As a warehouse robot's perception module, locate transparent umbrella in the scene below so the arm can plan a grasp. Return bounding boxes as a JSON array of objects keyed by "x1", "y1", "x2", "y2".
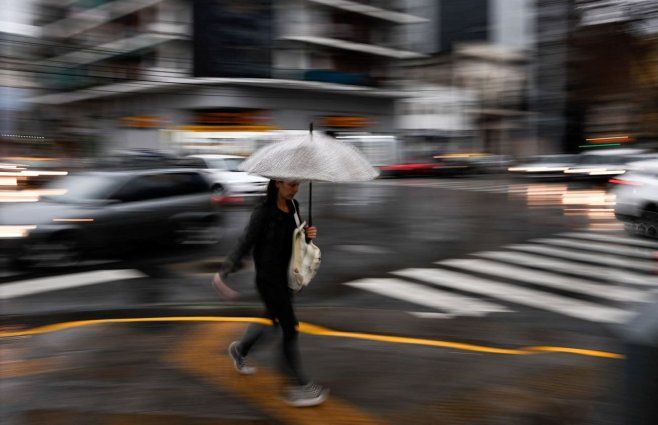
[{"x1": 239, "y1": 125, "x2": 379, "y2": 224}]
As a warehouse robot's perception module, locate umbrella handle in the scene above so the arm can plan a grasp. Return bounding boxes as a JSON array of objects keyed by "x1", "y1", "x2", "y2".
[
  {"x1": 308, "y1": 181, "x2": 312, "y2": 227},
  {"x1": 308, "y1": 121, "x2": 313, "y2": 226}
]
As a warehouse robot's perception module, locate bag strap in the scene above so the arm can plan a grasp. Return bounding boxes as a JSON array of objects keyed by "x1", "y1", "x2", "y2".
[{"x1": 291, "y1": 200, "x2": 301, "y2": 227}]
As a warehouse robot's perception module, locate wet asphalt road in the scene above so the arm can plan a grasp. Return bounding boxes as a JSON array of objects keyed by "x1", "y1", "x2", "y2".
[{"x1": 2, "y1": 176, "x2": 648, "y2": 424}]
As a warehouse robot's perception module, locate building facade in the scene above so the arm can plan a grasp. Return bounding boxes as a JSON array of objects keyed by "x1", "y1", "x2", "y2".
[
  {"x1": 394, "y1": 0, "x2": 533, "y2": 157},
  {"x1": 533, "y1": 0, "x2": 658, "y2": 153},
  {"x1": 26, "y1": 0, "x2": 427, "y2": 156}
]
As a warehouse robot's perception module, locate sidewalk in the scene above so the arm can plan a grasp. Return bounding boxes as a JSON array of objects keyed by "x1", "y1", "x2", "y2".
[{"x1": 1, "y1": 303, "x2": 625, "y2": 425}]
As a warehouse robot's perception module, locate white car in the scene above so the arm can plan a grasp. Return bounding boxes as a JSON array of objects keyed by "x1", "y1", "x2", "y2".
[
  {"x1": 611, "y1": 159, "x2": 658, "y2": 238},
  {"x1": 186, "y1": 155, "x2": 269, "y2": 201},
  {"x1": 508, "y1": 154, "x2": 577, "y2": 178},
  {"x1": 563, "y1": 149, "x2": 648, "y2": 179}
]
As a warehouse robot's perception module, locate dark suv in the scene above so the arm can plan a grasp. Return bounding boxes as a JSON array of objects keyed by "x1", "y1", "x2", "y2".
[{"x1": 1, "y1": 168, "x2": 220, "y2": 267}]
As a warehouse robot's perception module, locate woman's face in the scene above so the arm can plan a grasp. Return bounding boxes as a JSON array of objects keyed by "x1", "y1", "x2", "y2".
[{"x1": 276, "y1": 180, "x2": 300, "y2": 200}]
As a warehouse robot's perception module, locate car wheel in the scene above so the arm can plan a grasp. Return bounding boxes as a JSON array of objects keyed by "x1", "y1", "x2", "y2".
[
  {"x1": 640, "y1": 207, "x2": 658, "y2": 239},
  {"x1": 212, "y1": 184, "x2": 225, "y2": 196},
  {"x1": 624, "y1": 223, "x2": 636, "y2": 236}
]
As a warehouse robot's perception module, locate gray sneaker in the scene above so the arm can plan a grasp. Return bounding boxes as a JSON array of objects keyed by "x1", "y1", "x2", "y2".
[
  {"x1": 228, "y1": 341, "x2": 256, "y2": 375},
  {"x1": 283, "y1": 382, "x2": 329, "y2": 407}
]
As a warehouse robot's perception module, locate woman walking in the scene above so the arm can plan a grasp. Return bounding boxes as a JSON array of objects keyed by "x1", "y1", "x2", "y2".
[{"x1": 212, "y1": 179, "x2": 329, "y2": 407}]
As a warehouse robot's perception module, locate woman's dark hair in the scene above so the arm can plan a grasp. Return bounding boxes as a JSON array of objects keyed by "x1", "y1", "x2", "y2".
[{"x1": 265, "y1": 180, "x2": 278, "y2": 205}]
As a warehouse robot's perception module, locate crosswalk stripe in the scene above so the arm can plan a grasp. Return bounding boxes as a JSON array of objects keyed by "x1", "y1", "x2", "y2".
[
  {"x1": 560, "y1": 232, "x2": 658, "y2": 249},
  {"x1": 0, "y1": 269, "x2": 146, "y2": 299},
  {"x1": 392, "y1": 268, "x2": 634, "y2": 324},
  {"x1": 509, "y1": 244, "x2": 656, "y2": 273},
  {"x1": 344, "y1": 278, "x2": 511, "y2": 317},
  {"x1": 439, "y1": 258, "x2": 650, "y2": 303},
  {"x1": 505, "y1": 244, "x2": 658, "y2": 272},
  {"x1": 533, "y1": 238, "x2": 656, "y2": 259},
  {"x1": 475, "y1": 250, "x2": 658, "y2": 287},
  {"x1": 408, "y1": 311, "x2": 454, "y2": 319}
]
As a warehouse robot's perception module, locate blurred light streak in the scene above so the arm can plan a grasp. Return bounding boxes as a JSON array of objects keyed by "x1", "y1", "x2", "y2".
[
  {"x1": 588, "y1": 223, "x2": 625, "y2": 231},
  {"x1": 52, "y1": 218, "x2": 94, "y2": 222},
  {"x1": 589, "y1": 170, "x2": 626, "y2": 176},
  {"x1": 0, "y1": 193, "x2": 39, "y2": 203},
  {"x1": 520, "y1": 185, "x2": 618, "y2": 226},
  {"x1": 0, "y1": 178, "x2": 18, "y2": 186},
  {"x1": 3, "y1": 157, "x2": 56, "y2": 162},
  {"x1": 0, "y1": 225, "x2": 37, "y2": 238},
  {"x1": 0, "y1": 188, "x2": 68, "y2": 203},
  {"x1": 585, "y1": 136, "x2": 634, "y2": 143},
  {"x1": 19, "y1": 170, "x2": 68, "y2": 177},
  {"x1": 561, "y1": 191, "x2": 614, "y2": 206},
  {"x1": 609, "y1": 178, "x2": 643, "y2": 186}
]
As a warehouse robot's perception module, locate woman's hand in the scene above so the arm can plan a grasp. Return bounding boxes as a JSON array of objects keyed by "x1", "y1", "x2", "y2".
[
  {"x1": 305, "y1": 226, "x2": 317, "y2": 240},
  {"x1": 212, "y1": 273, "x2": 239, "y2": 301}
]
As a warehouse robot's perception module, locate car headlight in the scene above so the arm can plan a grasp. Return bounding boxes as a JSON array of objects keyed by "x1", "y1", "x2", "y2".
[{"x1": 0, "y1": 225, "x2": 37, "y2": 238}]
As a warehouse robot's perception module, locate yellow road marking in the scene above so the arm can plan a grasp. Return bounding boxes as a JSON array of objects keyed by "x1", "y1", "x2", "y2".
[
  {"x1": 299, "y1": 322, "x2": 529, "y2": 355},
  {"x1": 169, "y1": 323, "x2": 389, "y2": 425},
  {"x1": 0, "y1": 316, "x2": 623, "y2": 359},
  {"x1": 523, "y1": 346, "x2": 623, "y2": 360}
]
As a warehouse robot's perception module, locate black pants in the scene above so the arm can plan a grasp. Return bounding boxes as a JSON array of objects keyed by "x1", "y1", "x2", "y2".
[{"x1": 238, "y1": 280, "x2": 307, "y2": 386}]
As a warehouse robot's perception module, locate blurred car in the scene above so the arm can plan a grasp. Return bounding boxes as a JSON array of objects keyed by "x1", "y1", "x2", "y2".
[
  {"x1": 184, "y1": 154, "x2": 269, "y2": 202},
  {"x1": 0, "y1": 169, "x2": 219, "y2": 268},
  {"x1": 379, "y1": 155, "x2": 470, "y2": 178},
  {"x1": 508, "y1": 154, "x2": 577, "y2": 179},
  {"x1": 611, "y1": 159, "x2": 658, "y2": 238},
  {"x1": 434, "y1": 153, "x2": 514, "y2": 174},
  {"x1": 562, "y1": 149, "x2": 648, "y2": 180},
  {"x1": 624, "y1": 153, "x2": 658, "y2": 172},
  {"x1": 459, "y1": 154, "x2": 515, "y2": 174}
]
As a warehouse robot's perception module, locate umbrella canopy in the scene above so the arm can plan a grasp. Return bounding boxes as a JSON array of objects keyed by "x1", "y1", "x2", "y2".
[{"x1": 238, "y1": 131, "x2": 379, "y2": 182}]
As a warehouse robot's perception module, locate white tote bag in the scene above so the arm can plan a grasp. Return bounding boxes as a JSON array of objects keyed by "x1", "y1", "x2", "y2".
[{"x1": 288, "y1": 203, "x2": 321, "y2": 292}]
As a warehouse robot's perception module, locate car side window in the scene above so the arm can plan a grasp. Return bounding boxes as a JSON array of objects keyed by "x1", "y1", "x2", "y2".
[
  {"x1": 111, "y1": 173, "x2": 209, "y2": 202},
  {"x1": 110, "y1": 175, "x2": 169, "y2": 202},
  {"x1": 167, "y1": 172, "x2": 210, "y2": 196},
  {"x1": 211, "y1": 159, "x2": 226, "y2": 170},
  {"x1": 177, "y1": 158, "x2": 206, "y2": 169}
]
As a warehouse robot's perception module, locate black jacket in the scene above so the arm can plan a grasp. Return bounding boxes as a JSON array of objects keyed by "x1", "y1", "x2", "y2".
[{"x1": 221, "y1": 199, "x2": 299, "y2": 285}]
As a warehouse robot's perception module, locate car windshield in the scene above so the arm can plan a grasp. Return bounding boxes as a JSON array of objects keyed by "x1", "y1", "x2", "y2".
[
  {"x1": 207, "y1": 158, "x2": 243, "y2": 171},
  {"x1": 42, "y1": 174, "x2": 121, "y2": 203}
]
